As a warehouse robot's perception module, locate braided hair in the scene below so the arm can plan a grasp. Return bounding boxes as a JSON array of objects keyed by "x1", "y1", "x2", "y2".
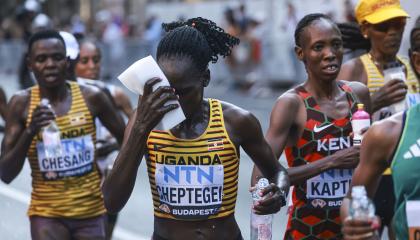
[
  {"x1": 157, "y1": 17, "x2": 239, "y2": 71},
  {"x1": 338, "y1": 22, "x2": 371, "y2": 51},
  {"x1": 294, "y1": 13, "x2": 338, "y2": 48}
]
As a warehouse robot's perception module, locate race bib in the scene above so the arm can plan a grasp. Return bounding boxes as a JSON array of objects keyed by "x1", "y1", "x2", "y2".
[
  {"x1": 36, "y1": 135, "x2": 95, "y2": 180},
  {"x1": 155, "y1": 163, "x2": 224, "y2": 220},
  {"x1": 407, "y1": 201, "x2": 420, "y2": 240},
  {"x1": 306, "y1": 169, "x2": 353, "y2": 209}
]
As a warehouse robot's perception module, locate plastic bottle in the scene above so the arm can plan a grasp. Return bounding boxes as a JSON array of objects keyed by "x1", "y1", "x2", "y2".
[
  {"x1": 250, "y1": 178, "x2": 273, "y2": 240},
  {"x1": 40, "y1": 98, "x2": 62, "y2": 158},
  {"x1": 351, "y1": 103, "x2": 370, "y2": 146},
  {"x1": 383, "y1": 62, "x2": 407, "y2": 113},
  {"x1": 349, "y1": 186, "x2": 375, "y2": 220}
]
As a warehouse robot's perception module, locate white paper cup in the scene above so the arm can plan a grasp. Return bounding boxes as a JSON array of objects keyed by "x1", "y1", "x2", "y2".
[{"x1": 118, "y1": 56, "x2": 186, "y2": 130}]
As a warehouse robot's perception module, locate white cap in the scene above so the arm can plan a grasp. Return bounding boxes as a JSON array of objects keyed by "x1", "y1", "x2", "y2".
[
  {"x1": 59, "y1": 31, "x2": 79, "y2": 60},
  {"x1": 32, "y1": 13, "x2": 53, "y2": 30}
]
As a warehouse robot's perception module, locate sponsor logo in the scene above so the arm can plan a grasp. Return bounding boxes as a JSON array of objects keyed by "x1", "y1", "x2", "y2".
[
  {"x1": 313, "y1": 123, "x2": 334, "y2": 133},
  {"x1": 317, "y1": 136, "x2": 351, "y2": 152},
  {"x1": 155, "y1": 153, "x2": 222, "y2": 165},
  {"x1": 45, "y1": 171, "x2": 58, "y2": 180},
  {"x1": 159, "y1": 204, "x2": 170, "y2": 213},
  {"x1": 311, "y1": 199, "x2": 326, "y2": 208},
  {"x1": 403, "y1": 138, "x2": 420, "y2": 159}
]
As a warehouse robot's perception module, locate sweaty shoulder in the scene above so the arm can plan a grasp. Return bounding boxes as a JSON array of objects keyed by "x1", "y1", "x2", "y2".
[
  {"x1": 221, "y1": 100, "x2": 255, "y2": 126},
  {"x1": 8, "y1": 89, "x2": 31, "y2": 121},
  {"x1": 338, "y1": 57, "x2": 367, "y2": 84},
  {"x1": 275, "y1": 88, "x2": 302, "y2": 109},
  {"x1": 78, "y1": 82, "x2": 107, "y2": 116},
  {"x1": 220, "y1": 100, "x2": 261, "y2": 145},
  {"x1": 340, "y1": 80, "x2": 369, "y2": 97}
]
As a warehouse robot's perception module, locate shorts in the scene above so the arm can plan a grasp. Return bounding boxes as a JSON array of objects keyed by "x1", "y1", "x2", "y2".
[
  {"x1": 373, "y1": 175, "x2": 395, "y2": 228},
  {"x1": 30, "y1": 214, "x2": 106, "y2": 240},
  {"x1": 152, "y1": 232, "x2": 244, "y2": 240}
]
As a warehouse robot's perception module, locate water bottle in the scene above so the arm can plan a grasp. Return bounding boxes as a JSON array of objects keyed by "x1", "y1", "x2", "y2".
[
  {"x1": 349, "y1": 186, "x2": 375, "y2": 220},
  {"x1": 351, "y1": 103, "x2": 370, "y2": 146},
  {"x1": 383, "y1": 62, "x2": 407, "y2": 113},
  {"x1": 250, "y1": 178, "x2": 273, "y2": 240},
  {"x1": 40, "y1": 98, "x2": 62, "y2": 158}
]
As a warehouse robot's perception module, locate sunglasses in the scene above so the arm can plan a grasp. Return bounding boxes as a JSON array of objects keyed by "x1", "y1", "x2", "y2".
[{"x1": 369, "y1": 18, "x2": 406, "y2": 32}]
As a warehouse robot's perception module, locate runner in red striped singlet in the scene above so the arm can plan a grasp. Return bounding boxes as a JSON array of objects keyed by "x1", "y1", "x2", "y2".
[{"x1": 252, "y1": 13, "x2": 371, "y2": 239}]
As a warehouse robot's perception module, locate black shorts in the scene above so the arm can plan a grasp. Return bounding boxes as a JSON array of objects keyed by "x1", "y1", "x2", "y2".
[
  {"x1": 30, "y1": 214, "x2": 106, "y2": 240},
  {"x1": 373, "y1": 175, "x2": 395, "y2": 228}
]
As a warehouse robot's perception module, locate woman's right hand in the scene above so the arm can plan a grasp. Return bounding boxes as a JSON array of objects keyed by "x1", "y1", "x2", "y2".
[
  {"x1": 133, "y1": 78, "x2": 179, "y2": 133},
  {"x1": 328, "y1": 146, "x2": 361, "y2": 169},
  {"x1": 28, "y1": 104, "x2": 55, "y2": 136},
  {"x1": 371, "y1": 79, "x2": 407, "y2": 111},
  {"x1": 342, "y1": 216, "x2": 381, "y2": 240}
]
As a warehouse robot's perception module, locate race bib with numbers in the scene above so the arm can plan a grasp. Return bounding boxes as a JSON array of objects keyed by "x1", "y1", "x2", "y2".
[
  {"x1": 36, "y1": 135, "x2": 95, "y2": 180},
  {"x1": 306, "y1": 169, "x2": 353, "y2": 209},
  {"x1": 155, "y1": 163, "x2": 224, "y2": 220}
]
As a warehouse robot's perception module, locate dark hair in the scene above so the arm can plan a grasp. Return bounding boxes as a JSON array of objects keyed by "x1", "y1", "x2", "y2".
[
  {"x1": 27, "y1": 30, "x2": 65, "y2": 55},
  {"x1": 157, "y1": 17, "x2": 239, "y2": 71},
  {"x1": 410, "y1": 17, "x2": 420, "y2": 52},
  {"x1": 294, "y1": 13, "x2": 338, "y2": 47},
  {"x1": 338, "y1": 22, "x2": 371, "y2": 51}
]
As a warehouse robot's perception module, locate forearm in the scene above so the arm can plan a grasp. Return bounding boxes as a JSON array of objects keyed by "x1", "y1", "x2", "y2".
[
  {"x1": 370, "y1": 93, "x2": 384, "y2": 113},
  {"x1": 340, "y1": 197, "x2": 351, "y2": 222},
  {"x1": 288, "y1": 155, "x2": 333, "y2": 185},
  {"x1": 0, "y1": 128, "x2": 34, "y2": 183},
  {"x1": 102, "y1": 130, "x2": 148, "y2": 213},
  {"x1": 96, "y1": 140, "x2": 119, "y2": 158}
]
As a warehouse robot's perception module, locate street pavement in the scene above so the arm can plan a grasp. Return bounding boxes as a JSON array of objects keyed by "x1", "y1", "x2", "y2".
[{"x1": 0, "y1": 73, "x2": 290, "y2": 240}]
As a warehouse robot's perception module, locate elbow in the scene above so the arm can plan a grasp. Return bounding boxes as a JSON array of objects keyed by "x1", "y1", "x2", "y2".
[
  {"x1": 102, "y1": 186, "x2": 122, "y2": 214},
  {"x1": 103, "y1": 199, "x2": 120, "y2": 214},
  {"x1": 0, "y1": 172, "x2": 13, "y2": 184}
]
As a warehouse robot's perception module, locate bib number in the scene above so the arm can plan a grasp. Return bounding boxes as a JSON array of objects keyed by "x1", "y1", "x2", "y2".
[
  {"x1": 306, "y1": 169, "x2": 353, "y2": 209},
  {"x1": 155, "y1": 163, "x2": 224, "y2": 219},
  {"x1": 36, "y1": 135, "x2": 95, "y2": 180}
]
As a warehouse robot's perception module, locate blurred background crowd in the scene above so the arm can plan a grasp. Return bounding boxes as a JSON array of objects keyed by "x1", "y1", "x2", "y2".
[{"x1": 1, "y1": 0, "x2": 417, "y2": 96}]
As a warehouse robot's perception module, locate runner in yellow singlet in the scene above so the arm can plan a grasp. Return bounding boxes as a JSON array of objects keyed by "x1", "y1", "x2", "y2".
[
  {"x1": 337, "y1": 1, "x2": 420, "y2": 238},
  {"x1": 341, "y1": 22, "x2": 420, "y2": 240},
  {"x1": 0, "y1": 30, "x2": 125, "y2": 240},
  {"x1": 102, "y1": 17, "x2": 289, "y2": 240}
]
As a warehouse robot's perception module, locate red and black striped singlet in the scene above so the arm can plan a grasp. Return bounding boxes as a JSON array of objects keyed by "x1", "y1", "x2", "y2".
[{"x1": 284, "y1": 83, "x2": 358, "y2": 239}]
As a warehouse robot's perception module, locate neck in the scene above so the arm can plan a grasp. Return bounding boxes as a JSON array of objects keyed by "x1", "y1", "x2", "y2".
[
  {"x1": 369, "y1": 49, "x2": 398, "y2": 67},
  {"x1": 39, "y1": 82, "x2": 69, "y2": 103},
  {"x1": 305, "y1": 77, "x2": 339, "y2": 100},
  {"x1": 182, "y1": 100, "x2": 207, "y2": 128}
]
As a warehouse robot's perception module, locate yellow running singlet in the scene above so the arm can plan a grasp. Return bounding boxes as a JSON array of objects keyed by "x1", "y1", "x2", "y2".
[
  {"x1": 146, "y1": 99, "x2": 239, "y2": 220},
  {"x1": 26, "y1": 81, "x2": 105, "y2": 218}
]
